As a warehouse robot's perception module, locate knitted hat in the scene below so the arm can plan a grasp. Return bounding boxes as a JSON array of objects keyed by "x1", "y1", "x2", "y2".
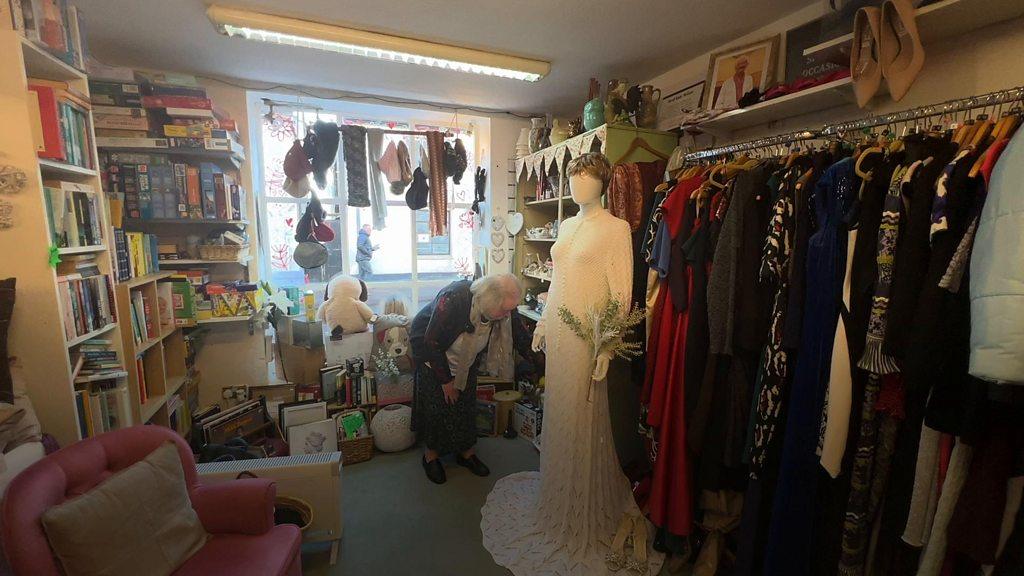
[{"x1": 405, "y1": 167, "x2": 429, "y2": 210}]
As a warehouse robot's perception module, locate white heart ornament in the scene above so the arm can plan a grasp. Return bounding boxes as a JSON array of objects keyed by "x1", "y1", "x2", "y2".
[
  {"x1": 490, "y1": 231, "x2": 505, "y2": 247},
  {"x1": 506, "y1": 212, "x2": 525, "y2": 235}
]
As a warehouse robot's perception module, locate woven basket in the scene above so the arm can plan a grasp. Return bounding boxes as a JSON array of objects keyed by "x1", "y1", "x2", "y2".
[
  {"x1": 199, "y1": 244, "x2": 249, "y2": 261},
  {"x1": 274, "y1": 495, "x2": 313, "y2": 532},
  {"x1": 339, "y1": 434, "x2": 373, "y2": 465}
]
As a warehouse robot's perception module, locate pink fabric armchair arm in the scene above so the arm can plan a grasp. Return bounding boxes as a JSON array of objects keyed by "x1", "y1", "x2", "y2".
[
  {"x1": 1, "y1": 426, "x2": 301, "y2": 576},
  {"x1": 190, "y1": 478, "x2": 276, "y2": 535}
]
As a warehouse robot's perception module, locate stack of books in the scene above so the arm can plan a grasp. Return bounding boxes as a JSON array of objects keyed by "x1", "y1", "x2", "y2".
[
  {"x1": 90, "y1": 73, "x2": 244, "y2": 157},
  {"x1": 127, "y1": 288, "x2": 157, "y2": 346},
  {"x1": 56, "y1": 257, "x2": 115, "y2": 341},
  {"x1": 101, "y1": 152, "x2": 246, "y2": 221},
  {"x1": 43, "y1": 180, "x2": 102, "y2": 248},
  {"x1": 27, "y1": 79, "x2": 94, "y2": 169},
  {"x1": 72, "y1": 339, "x2": 127, "y2": 383},
  {"x1": 75, "y1": 381, "x2": 132, "y2": 439},
  {"x1": 10, "y1": 0, "x2": 88, "y2": 70},
  {"x1": 111, "y1": 229, "x2": 159, "y2": 281}
]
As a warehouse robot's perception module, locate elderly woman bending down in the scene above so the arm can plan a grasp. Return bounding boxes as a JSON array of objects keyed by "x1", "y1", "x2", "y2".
[{"x1": 409, "y1": 273, "x2": 538, "y2": 485}]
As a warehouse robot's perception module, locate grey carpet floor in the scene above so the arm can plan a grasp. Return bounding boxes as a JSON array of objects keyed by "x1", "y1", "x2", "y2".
[{"x1": 302, "y1": 436, "x2": 540, "y2": 576}]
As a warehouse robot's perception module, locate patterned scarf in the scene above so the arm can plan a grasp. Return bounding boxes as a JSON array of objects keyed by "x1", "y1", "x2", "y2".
[
  {"x1": 426, "y1": 131, "x2": 448, "y2": 236},
  {"x1": 857, "y1": 162, "x2": 917, "y2": 375}
]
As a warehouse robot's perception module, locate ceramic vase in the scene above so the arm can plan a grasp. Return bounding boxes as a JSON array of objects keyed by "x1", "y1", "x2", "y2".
[
  {"x1": 583, "y1": 98, "x2": 604, "y2": 131},
  {"x1": 529, "y1": 117, "x2": 547, "y2": 153},
  {"x1": 370, "y1": 404, "x2": 416, "y2": 452},
  {"x1": 549, "y1": 119, "x2": 569, "y2": 145},
  {"x1": 637, "y1": 85, "x2": 662, "y2": 128},
  {"x1": 515, "y1": 128, "x2": 531, "y2": 158}
]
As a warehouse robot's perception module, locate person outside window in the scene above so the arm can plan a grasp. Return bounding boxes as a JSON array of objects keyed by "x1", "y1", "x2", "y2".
[{"x1": 355, "y1": 224, "x2": 379, "y2": 279}]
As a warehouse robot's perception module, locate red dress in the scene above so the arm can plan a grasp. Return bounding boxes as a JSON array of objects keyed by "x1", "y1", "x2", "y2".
[{"x1": 643, "y1": 178, "x2": 702, "y2": 536}]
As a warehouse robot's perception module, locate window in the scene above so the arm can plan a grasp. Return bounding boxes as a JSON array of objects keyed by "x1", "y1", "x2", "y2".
[{"x1": 250, "y1": 95, "x2": 487, "y2": 309}]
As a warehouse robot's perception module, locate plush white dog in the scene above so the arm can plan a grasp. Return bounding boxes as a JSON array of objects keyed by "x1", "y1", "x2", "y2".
[{"x1": 315, "y1": 274, "x2": 374, "y2": 340}]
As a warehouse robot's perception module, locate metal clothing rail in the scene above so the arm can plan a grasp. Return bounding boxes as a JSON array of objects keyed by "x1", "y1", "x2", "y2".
[
  {"x1": 684, "y1": 84, "x2": 1024, "y2": 161},
  {"x1": 684, "y1": 130, "x2": 820, "y2": 160}
]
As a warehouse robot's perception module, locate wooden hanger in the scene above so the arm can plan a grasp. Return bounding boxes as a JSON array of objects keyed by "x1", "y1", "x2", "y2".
[{"x1": 614, "y1": 136, "x2": 669, "y2": 164}]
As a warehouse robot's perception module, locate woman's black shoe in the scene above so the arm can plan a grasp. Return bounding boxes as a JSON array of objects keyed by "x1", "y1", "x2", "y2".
[
  {"x1": 422, "y1": 456, "x2": 446, "y2": 484},
  {"x1": 456, "y1": 454, "x2": 490, "y2": 477}
]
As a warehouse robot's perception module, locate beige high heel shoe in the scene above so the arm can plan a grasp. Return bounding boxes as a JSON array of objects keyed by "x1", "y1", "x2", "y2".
[
  {"x1": 851, "y1": 6, "x2": 883, "y2": 108},
  {"x1": 605, "y1": 514, "x2": 635, "y2": 572},
  {"x1": 626, "y1": 515, "x2": 649, "y2": 575},
  {"x1": 880, "y1": 0, "x2": 925, "y2": 101}
]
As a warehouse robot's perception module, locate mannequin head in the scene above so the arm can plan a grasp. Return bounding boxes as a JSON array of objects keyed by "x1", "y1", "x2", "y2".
[{"x1": 567, "y1": 152, "x2": 611, "y2": 206}]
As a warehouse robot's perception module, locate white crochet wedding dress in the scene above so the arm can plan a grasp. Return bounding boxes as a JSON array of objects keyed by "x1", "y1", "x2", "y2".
[{"x1": 481, "y1": 209, "x2": 663, "y2": 575}]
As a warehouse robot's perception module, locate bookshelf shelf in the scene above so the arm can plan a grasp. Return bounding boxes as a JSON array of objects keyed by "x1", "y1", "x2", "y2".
[
  {"x1": 141, "y1": 394, "x2": 167, "y2": 422},
  {"x1": 517, "y1": 306, "x2": 542, "y2": 323},
  {"x1": 66, "y1": 322, "x2": 118, "y2": 348},
  {"x1": 121, "y1": 271, "x2": 173, "y2": 288},
  {"x1": 136, "y1": 337, "x2": 162, "y2": 354},
  {"x1": 38, "y1": 159, "x2": 98, "y2": 178},
  {"x1": 197, "y1": 316, "x2": 251, "y2": 325},
  {"x1": 158, "y1": 257, "x2": 251, "y2": 266},
  {"x1": 124, "y1": 218, "x2": 249, "y2": 227},
  {"x1": 19, "y1": 37, "x2": 86, "y2": 82},
  {"x1": 523, "y1": 271, "x2": 550, "y2": 282},
  {"x1": 98, "y1": 146, "x2": 244, "y2": 164},
  {"x1": 166, "y1": 375, "x2": 186, "y2": 396},
  {"x1": 58, "y1": 244, "x2": 107, "y2": 255},
  {"x1": 74, "y1": 370, "x2": 129, "y2": 384},
  {"x1": 524, "y1": 237, "x2": 557, "y2": 243},
  {"x1": 525, "y1": 197, "x2": 568, "y2": 207}
]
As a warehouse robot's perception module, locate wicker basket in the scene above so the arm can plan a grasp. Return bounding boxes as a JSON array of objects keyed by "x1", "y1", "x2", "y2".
[
  {"x1": 340, "y1": 434, "x2": 374, "y2": 465},
  {"x1": 198, "y1": 244, "x2": 249, "y2": 261},
  {"x1": 274, "y1": 495, "x2": 313, "y2": 532}
]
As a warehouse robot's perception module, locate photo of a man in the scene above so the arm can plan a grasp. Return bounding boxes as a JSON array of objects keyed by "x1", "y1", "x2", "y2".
[
  {"x1": 714, "y1": 55, "x2": 753, "y2": 110},
  {"x1": 706, "y1": 37, "x2": 779, "y2": 112}
]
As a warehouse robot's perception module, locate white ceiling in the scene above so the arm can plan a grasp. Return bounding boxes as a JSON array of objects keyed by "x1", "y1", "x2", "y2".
[{"x1": 76, "y1": 0, "x2": 815, "y2": 116}]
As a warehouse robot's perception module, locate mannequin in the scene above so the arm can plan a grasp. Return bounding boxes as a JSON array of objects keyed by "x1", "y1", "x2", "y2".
[{"x1": 481, "y1": 153, "x2": 662, "y2": 575}]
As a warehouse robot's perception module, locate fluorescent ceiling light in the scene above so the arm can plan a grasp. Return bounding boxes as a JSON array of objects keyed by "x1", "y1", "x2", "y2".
[{"x1": 207, "y1": 5, "x2": 550, "y2": 82}]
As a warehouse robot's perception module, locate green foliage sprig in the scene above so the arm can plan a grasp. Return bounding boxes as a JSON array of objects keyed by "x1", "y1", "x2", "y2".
[{"x1": 557, "y1": 283, "x2": 645, "y2": 362}]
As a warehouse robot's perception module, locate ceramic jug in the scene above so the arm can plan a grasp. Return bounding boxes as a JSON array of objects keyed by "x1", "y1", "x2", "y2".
[
  {"x1": 549, "y1": 119, "x2": 569, "y2": 145},
  {"x1": 637, "y1": 85, "x2": 662, "y2": 128}
]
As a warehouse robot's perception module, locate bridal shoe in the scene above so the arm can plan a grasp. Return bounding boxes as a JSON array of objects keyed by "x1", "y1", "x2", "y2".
[
  {"x1": 880, "y1": 0, "x2": 925, "y2": 101},
  {"x1": 626, "y1": 514, "x2": 650, "y2": 575},
  {"x1": 851, "y1": 6, "x2": 883, "y2": 108},
  {"x1": 605, "y1": 514, "x2": 635, "y2": 571}
]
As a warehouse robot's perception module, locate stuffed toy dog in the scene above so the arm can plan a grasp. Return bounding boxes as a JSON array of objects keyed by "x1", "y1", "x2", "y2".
[
  {"x1": 316, "y1": 274, "x2": 374, "y2": 341},
  {"x1": 370, "y1": 314, "x2": 412, "y2": 373}
]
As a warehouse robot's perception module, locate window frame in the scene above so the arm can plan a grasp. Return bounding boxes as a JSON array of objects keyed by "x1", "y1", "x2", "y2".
[{"x1": 246, "y1": 92, "x2": 486, "y2": 306}]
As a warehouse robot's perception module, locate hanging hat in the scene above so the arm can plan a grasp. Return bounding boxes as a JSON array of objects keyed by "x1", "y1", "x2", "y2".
[
  {"x1": 294, "y1": 194, "x2": 326, "y2": 242},
  {"x1": 405, "y1": 167, "x2": 429, "y2": 210},
  {"x1": 313, "y1": 221, "x2": 335, "y2": 242},
  {"x1": 283, "y1": 139, "x2": 313, "y2": 180},
  {"x1": 309, "y1": 120, "x2": 340, "y2": 190},
  {"x1": 443, "y1": 140, "x2": 468, "y2": 184},
  {"x1": 282, "y1": 175, "x2": 313, "y2": 199},
  {"x1": 293, "y1": 241, "x2": 328, "y2": 269}
]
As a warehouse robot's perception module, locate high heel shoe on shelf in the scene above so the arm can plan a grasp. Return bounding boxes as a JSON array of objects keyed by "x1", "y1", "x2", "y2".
[
  {"x1": 880, "y1": 0, "x2": 925, "y2": 102},
  {"x1": 851, "y1": 6, "x2": 883, "y2": 108},
  {"x1": 626, "y1": 514, "x2": 650, "y2": 575},
  {"x1": 605, "y1": 514, "x2": 635, "y2": 572}
]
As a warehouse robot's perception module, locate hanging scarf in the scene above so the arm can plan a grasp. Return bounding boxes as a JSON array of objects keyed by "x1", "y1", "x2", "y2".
[
  {"x1": 857, "y1": 162, "x2": 918, "y2": 375},
  {"x1": 426, "y1": 131, "x2": 448, "y2": 236},
  {"x1": 340, "y1": 125, "x2": 370, "y2": 207}
]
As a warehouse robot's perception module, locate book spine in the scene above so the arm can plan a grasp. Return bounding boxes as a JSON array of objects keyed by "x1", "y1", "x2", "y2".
[
  {"x1": 137, "y1": 163, "x2": 151, "y2": 219},
  {"x1": 213, "y1": 173, "x2": 227, "y2": 220},
  {"x1": 142, "y1": 95, "x2": 212, "y2": 110}
]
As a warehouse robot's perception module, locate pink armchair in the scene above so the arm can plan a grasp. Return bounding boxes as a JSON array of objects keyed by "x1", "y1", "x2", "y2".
[{"x1": 1, "y1": 426, "x2": 301, "y2": 576}]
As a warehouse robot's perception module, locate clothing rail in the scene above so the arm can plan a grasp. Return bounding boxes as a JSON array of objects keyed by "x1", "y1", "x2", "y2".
[
  {"x1": 684, "y1": 85, "x2": 1024, "y2": 161},
  {"x1": 260, "y1": 97, "x2": 467, "y2": 136},
  {"x1": 684, "y1": 130, "x2": 820, "y2": 160},
  {"x1": 822, "y1": 85, "x2": 1024, "y2": 135}
]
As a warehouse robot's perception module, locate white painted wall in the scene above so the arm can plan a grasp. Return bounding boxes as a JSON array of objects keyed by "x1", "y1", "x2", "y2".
[{"x1": 643, "y1": 5, "x2": 1024, "y2": 147}]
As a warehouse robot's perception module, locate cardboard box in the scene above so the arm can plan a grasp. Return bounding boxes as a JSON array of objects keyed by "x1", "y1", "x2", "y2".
[
  {"x1": 275, "y1": 340, "x2": 326, "y2": 386},
  {"x1": 514, "y1": 400, "x2": 543, "y2": 442}
]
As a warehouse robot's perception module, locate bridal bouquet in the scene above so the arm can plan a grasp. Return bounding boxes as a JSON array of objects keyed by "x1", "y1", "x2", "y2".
[{"x1": 558, "y1": 284, "x2": 644, "y2": 397}]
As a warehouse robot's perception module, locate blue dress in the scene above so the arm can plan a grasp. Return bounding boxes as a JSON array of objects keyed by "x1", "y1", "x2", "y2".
[{"x1": 763, "y1": 157, "x2": 856, "y2": 576}]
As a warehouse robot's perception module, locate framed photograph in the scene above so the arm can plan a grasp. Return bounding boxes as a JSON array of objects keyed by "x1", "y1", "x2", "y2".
[
  {"x1": 657, "y1": 80, "x2": 706, "y2": 130},
  {"x1": 288, "y1": 418, "x2": 339, "y2": 455},
  {"x1": 704, "y1": 36, "x2": 781, "y2": 111},
  {"x1": 785, "y1": 16, "x2": 851, "y2": 84},
  {"x1": 278, "y1": 399, "x2": 327, "y2": 431}
]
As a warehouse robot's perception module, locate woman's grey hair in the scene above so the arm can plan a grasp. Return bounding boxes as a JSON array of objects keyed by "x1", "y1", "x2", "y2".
[{"x1": 471, "y1": 273, "x2": 523, "y2": 315}]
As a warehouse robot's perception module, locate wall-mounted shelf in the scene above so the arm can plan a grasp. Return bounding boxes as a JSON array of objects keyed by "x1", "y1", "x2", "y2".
[
  {"x1": 121, "y1": 271, "x2": 173, "y2": 288},
  {"x1": 158, "y1": 257, "x2": 251, "y2": 266},
  {"x1": 124, "y1": 218, "x2": 249, "y2": 227},
  {"x1": 197, "y1": 316, "x2": 251, "y2": 325},
  {"x1": 691, "y1": 0, "x2": 1024, "y2": 136},
  {"x1": 525, "y1": 197, "x2": 567, "y2": 207},
  {"x1": 524, "y1": 238, "x2": 557, "y2": 243},
  {"x1": 523, "y1": 272, "x2": 551, "y2": 282}
]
